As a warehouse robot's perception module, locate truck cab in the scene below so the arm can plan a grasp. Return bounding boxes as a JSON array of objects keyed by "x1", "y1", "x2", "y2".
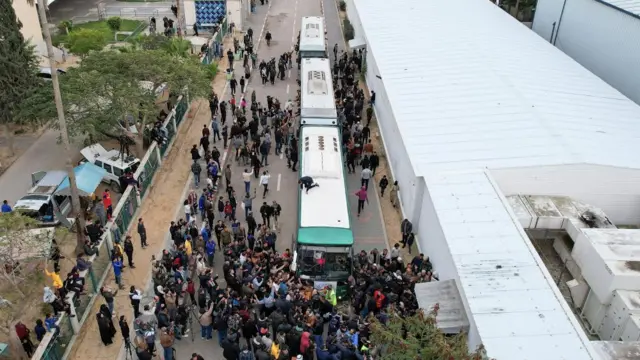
[
  {"x1": 13, "y1": 171, "x2": 72, "y2": 226},
  {"x1": 80, "y1": 144, "x2": 141, "y2": 189}
]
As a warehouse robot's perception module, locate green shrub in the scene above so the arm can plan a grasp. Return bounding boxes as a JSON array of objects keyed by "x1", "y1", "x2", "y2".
[
  {"x1": 58, "y1": 20, "x2": 73, "y2": 33},
  {"x1": 206, "y1": 62, "x2": 218, "y2": 78},
  {"x1": 66, "y1": 29, "x2": 108, "y2": 58},
  {"x1": 343, "y1": 19, "x2": 355, "y2": 41},
  {"x1": 339, "y1": 0, "x2": 346, "y2": 11},
  {"x1": 107, "y1": 17, "x2": 123, "y2": 32}
]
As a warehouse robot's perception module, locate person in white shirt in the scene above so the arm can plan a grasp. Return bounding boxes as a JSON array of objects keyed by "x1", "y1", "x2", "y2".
[
  {"x1": 183, "y1": 199, "x2": 192, "y2": 222},
  {"x1": 361, "y1": 167, "x2": 373, "y2": 191},
  {"x1": 242, "y1": 168, "x2": 253, "y2": 194},
  {"x1": 284, "y1": 99, "x2": 294, "y2": 116},
  {"x1": 259, "y1": 171, "x2": 271, "y2": 199}
]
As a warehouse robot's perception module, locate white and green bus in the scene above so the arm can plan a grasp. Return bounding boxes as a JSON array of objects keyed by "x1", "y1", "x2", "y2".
[
  {"x1": 292, "y1": 125, "x2": 353, "y2": 299},
  {"x1": 298, "y1": 17, "x2": 328, "y2": 60}
]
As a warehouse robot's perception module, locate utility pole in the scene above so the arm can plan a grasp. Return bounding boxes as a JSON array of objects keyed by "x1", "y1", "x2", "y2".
[{"x1": 37, "y1": 0, "x2": 87, "y2": 253}]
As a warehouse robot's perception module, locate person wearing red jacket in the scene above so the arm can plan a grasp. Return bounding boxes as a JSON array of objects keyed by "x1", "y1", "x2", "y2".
[{"x1": 103, "y1": 190, "x2": 113, "y2": 220}]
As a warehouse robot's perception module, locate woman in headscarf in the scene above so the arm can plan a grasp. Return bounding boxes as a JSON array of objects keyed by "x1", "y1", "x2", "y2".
[{"x1": 97, "y1": 304, "x2": 116, "y2": 345}]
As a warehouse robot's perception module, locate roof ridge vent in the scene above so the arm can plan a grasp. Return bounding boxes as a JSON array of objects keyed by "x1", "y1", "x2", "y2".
[{"x1": 307, "y1": 71, "x2": 328, "y2": 95}]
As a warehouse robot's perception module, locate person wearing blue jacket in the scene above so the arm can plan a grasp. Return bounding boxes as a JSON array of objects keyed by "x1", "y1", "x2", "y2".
[
  {"x1": 200, "y1": 224, "x2": 210, "y2": 243},
  {"x1": 198, "y1": 194, "x2": 206, "y2": 219},
  {"x1": 112, "y1": 258, "x2": 124, "y2": 289},
  {"x1": 34, "y1": 320, "x2": 47, "y2": 341},
  {"x1": 205, "y1": 238, "x2": 216, "y2": 267},
  {"x1": 44, "y1": 313, "x2": 59, "y2": 333}
]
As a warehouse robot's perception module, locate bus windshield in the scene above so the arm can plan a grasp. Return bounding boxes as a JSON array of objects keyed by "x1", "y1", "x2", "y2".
[{"x1": 298, "y1": 245, "x2": 351, "y2": 279}]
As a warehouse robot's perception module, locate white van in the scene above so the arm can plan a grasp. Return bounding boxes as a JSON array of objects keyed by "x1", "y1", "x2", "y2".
[
  {"x1": 80, "y1": 144, "x2": 141, "y2": 188},
  {"x1": 13, "y1": 171, "x2": 72, "y2": 226}
]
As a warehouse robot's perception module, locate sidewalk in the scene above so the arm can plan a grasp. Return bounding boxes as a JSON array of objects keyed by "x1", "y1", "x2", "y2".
[
  {"x1": 66, "y1": 36, "x2": 234, "y2": 360},
  {"x1": 323, "y1": 0, "x2": 390, "y2": 254}
]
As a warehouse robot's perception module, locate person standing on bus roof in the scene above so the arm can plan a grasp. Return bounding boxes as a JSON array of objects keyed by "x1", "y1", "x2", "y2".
[{"x1": 298, "y1": 176, "x2": 319, "y2": 194}]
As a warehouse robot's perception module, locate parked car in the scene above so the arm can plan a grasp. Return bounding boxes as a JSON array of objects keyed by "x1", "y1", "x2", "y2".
[
  {"x1": 80, "y1": 144, "x2": 141, "y2": 189},
  {"x1": 37, "y1": 67, "x2": 66, "y2": 80}
]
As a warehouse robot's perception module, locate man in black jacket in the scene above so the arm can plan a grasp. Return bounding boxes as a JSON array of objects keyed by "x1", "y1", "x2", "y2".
[
  {"x1": 124, "y1": 235, "x2": 136, "y2": 268},
  {"x1": 221, "y1": 333, "x2": 240, "y2": 359}
]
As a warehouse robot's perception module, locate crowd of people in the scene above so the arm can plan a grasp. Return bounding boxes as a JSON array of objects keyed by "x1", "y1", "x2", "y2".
[
  {"x1": 14, "y1": 9, "x2": 438, "y2": 358},
  {"x1": 116, "y1": 45, "x2": 436, "y2": 360}
]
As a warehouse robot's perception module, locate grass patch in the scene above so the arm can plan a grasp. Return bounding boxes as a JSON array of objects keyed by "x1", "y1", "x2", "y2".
[{"x1": 53, "y1": 19, "x2": 144, "y2": 46}]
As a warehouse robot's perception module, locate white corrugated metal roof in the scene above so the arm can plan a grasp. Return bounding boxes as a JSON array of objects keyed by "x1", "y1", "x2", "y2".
[
  {"x1": 601, "y1": 0, "x2": 640, "y2": 17},
  {"x1": 354, "y1": 0, "x2": 640, "y2": 176},
  {"x1": 429, "y1": 170, "x2": 594, "y2": 360}
]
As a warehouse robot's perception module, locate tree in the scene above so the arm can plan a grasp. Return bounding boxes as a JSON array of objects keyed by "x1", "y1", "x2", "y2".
[
  {"x1": 18, "y1": 49, "x2": 213, "y2": 156},
  {"x1": 0, "y1": 0, "x2": 42, "y2": 156},
  {"x1": 66, "y1": 28, "x2": 107, "y2": 58},
  {"x1": 0, "y1": 212, "x2": 50, "y2": 298},
  {"x1": 369, "y1": 308, "x2": 489, "y2": 360}
]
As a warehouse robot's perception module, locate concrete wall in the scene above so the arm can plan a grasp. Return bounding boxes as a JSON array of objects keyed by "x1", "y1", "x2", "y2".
[
  {"x1": 344, "y1": 0, "x2": 364, "y2": 40},
  {"x1": 227, "y1": 0, "x2": 245, "y2": 31},
  {"x1": 491, "y1": 164, "x2": 640, "y2": 225},
  {"x1": 531, "y1": 0, "x2": 565, "y2": 42},
  {"x1": 533, "y1": 0, "x2": 640, "y2": 105},
  {"x1": 184, "y1": 0, "x2": 197, "y2": 27},
  {"x1": 13, "y1": 0, "x2": 46, "y2": 57},
  {"x1": 363, "y1": 46, "x2": 422, "y2": 225}
]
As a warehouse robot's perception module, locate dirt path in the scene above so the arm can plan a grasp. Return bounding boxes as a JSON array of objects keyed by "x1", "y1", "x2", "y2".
[{"x1": 67, "y1": 39, "x2": 232, "y2": 360}]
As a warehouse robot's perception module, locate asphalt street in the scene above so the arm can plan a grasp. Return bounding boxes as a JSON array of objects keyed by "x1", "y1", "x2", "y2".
[
  {"x1": 172, "y1": 0, "x2": 389, "y2": 357},
  {"x1": 173, "y1": 0, "x2": 304, "y2": 358}
]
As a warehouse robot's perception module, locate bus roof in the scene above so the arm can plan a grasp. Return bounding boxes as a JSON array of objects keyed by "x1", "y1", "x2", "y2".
[
  {"x1": 299, "y1": 126, "x2": 350, "y2": 229},
  {"x1": 300, "y1": 17, "x2": 326, "y2": 53},
  {"x1": 298, "y1": 227, "x2": 354, "y2": 246},
  {"x1": 301, "y1": 58, "x2": 337, "y2": 120}
]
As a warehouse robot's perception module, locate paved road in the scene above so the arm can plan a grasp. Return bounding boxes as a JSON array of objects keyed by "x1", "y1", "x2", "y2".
[
  {"x1": 170, "y1": 0, "x2": 388, "y2": 357},
  {"x1": 172, "y1": 0, "x2": 311, "y2": 357},
  {"x1": 0, "y1": 129, "x2": 78, "y2": 204}
]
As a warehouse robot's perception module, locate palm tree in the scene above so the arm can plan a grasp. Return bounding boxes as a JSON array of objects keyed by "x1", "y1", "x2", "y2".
[{"x1": 32, "y1": 0, "x2": 87, "y2": 252}]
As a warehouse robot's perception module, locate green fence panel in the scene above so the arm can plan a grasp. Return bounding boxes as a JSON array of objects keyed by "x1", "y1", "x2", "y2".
[
  {"x1": 113, "y1": 189, "x2": 138, "y2": 235},
  {"x1": 175, "y1": 97, "x2": 188, "y2": 126},
  {"x1": 122, "y1": 189, "x2": 139, "y2": 233},
  {"x1": 74, "y1": 292, "x2": 91, "y2": 322},
  {"x1": 140, "y1": 150, "x2": 160, "y2": 197},
  {"x1": 92, "y1": 239, "x2": 111, "y2": 285},
  {"x1": 42, "y1": 314, "x2": 74, "y2": 360},
  {"x1": 160, "y1": 117, "x2": 176, "y2": 156}
]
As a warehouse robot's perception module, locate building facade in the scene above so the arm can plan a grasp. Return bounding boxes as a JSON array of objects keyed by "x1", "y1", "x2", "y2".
[
  {"x1": 13, "y1": 0, "x2": 46, "y2": 58},
  {"x1": 346, "y1": 0, "x2": 640, "y2": 357},
  {"x1": 533, "y1": 0, "x2": 640, "y2": 105}
]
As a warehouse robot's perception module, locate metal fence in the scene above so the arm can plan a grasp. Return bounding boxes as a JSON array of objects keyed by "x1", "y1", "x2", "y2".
[
  {"x1": 32, "y1": 95, "x2": 190, "y2": 360},
  {"x1": 201, "y1": 17, "x2": 228, "y2": 66},
  {"x1": 102, "y1": 7, "x2": 172, "y2": 20},
  {"x1": 32, "y1": 16, "x2": 231, "y2": 358}
]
